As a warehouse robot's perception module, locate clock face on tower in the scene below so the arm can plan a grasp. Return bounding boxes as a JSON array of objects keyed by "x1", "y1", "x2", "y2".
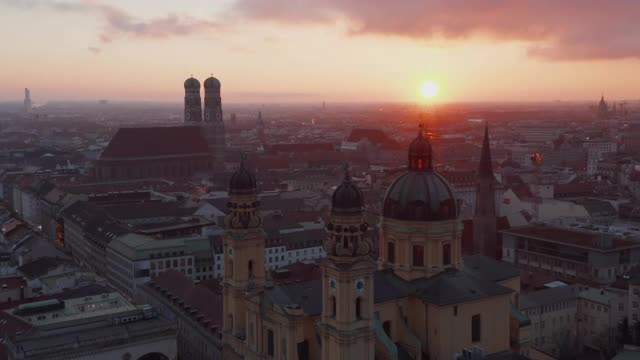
[
  {"x1": 216, "y1": 112, "x2": 222, "y2": 120},
  {"x1": 205, "y1": 112, "x2": 210, "y2": 121},
  {"x1": 185, "y1": 112, "x2": 191, "y2": 120},
  {"x1": 329, "y1": 277, "x2": 337, "y2": 292},
  {"x1": 354, "y1": 277, "x2": 365, "y2": 295}
]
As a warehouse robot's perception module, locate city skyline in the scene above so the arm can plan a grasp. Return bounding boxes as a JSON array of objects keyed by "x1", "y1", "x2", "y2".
[{"x1": 2, "y1": 0, "x2": 640, "y2": 103}]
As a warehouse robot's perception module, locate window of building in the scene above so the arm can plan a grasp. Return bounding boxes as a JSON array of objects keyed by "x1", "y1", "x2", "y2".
[
  {"x1": 267, "y1": 329, "x2": 274, "y2": 357},
  {"x1": 281, "y1": 338, "x2": 287, "y2": 360},
  {"x1": 633, "y1": 301, "x2": 639, "y2": 309},
  {"x1": 331, "y1": 296, "x2": 336, "y2": 318},
  {"x1": 248, "y1": 260, "x2": 254, "y2": 278},
  {"x1": 356, "y1": 298, "x2": 362, "y2": 319},
  {"x1": 412, "y1": 245, "x2": 424, "y2": 267},
  {"x1": 453, "y1": 306, "x2": 458, "y2": 316},
  {"x1": 471, "y1": 314, "x2": 481, "y2": 342},
  {"x1": 383, "y1": 321, "x2": 391, "y2": 337},
  {"x1": 443, "y1": 243, "x2": 451, "y2": 265},
  {"x1": 387, "y1": 242, "x2": 395, "y2": 263}
]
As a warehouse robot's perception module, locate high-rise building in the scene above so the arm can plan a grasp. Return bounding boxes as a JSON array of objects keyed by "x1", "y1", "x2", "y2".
[
  {"x1": 203, "y1": 76, "x2": 226, "y2": 169},
  {"x1": 473, "y1": 123, "x2": 499, "y2": 258},
  {"x1": 23, "y1": 88, "x2": 32, "y2": 113},
  {"x1": 184, "y1": 77, "x2": 203, "y2": 124}
]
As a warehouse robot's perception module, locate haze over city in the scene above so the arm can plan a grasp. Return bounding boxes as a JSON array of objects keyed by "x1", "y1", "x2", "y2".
[
  {"x1": 3, "y1": 2, "x2": 640, "y2": 360},
  {"x1": 2, "y1": 0, "x2": 640, "y2": 103}
]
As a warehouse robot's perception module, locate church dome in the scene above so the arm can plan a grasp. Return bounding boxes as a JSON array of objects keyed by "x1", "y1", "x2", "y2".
[
  {"x1": 382, "y1": 125, "x2": 458, "y2": 221},
  {"x1": 229, "y1": 155, "x2": 256, "y2": 195},
  {"x1": 382, "y1": 172, "x2": 457, "y2": 221},
  {"x1": 331, "y1": 166, "x2": 363, "y2": 215},
  {"x1": 204, "y1": 76, "x2": 221, "y2": 89},
  {"x1": 184, "y1": 77, "x2": 200, "y2": 90}
]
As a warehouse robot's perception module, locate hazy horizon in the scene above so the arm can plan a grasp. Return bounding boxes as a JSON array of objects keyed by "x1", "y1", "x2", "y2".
[{"x1": 2, "y1": 0, "x2": 640, "y2": 103}]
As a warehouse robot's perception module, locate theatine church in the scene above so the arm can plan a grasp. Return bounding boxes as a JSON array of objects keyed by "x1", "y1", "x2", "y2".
[{"x1": 222, "y1": 125, "x2": 520, "y2": 360}]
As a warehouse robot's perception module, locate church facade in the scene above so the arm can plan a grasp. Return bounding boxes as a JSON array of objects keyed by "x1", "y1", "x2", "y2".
[
  {"x1": 221, "y1": 126, "x2": 519, "y2": 360},
  {"x1": 94, "y1": 77, "x2": 227, "y2": 181}
]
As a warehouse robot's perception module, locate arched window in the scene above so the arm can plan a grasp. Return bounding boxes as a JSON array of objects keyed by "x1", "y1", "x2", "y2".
[
  {"x1": 248, "y1": 260, "x2": 254, "y2": 278},
  {"x1": 331, "y1": 296, "x2": 336, "y2": 318},
  {"x1": 267, "y1": 329, "x2": 274, "y2": 356},
  {"x1": 228, "y1": 314, "x2": 233, "y2": 333},
  {"x1": 412, "y1": 245, "x2": 424, "y2": 267},
  {"x1": 387, "y1": 241, "x2": 395, "y2": 263},
  {"x1": 355, "y1": 297, "x2": 362, "y2": 319},
  {"x1": 383, "y1": 321, "x2": 391, "y2": 337},
  {"x1": 472, "y1": 314, "x2": 481, "y2": 342},
  {"x1": 443, "y1": 244, "x2": 451, "y2": 266},
  {"x1": 249, "y1": 322, "x2": 255, "y2": 346},
  {"x1": 281, "y1": 338, "x2": 287, "y2": 360}
]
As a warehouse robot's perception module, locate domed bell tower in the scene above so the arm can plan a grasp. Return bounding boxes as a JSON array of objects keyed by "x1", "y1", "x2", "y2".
[
  {"x1": 204, "y1": 76, "x2": 226, "y2": 170},
  {"x1": 379, "y1": 124, "x2": 463, "y2": 281},
  {"x1": 320, "y1": 164, "x2": 375, "y2": 360},
  {"x1": 222, "y1": 154, "x2": 265, "y2": 351},
  {"x1": 184, "y1": 77, "x2": 202, "y2": 124}
]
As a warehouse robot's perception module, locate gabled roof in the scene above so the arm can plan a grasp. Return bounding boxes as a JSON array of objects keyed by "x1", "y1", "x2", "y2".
[{"x1": 100, "y1": 126, "x2": 210, "y2": 159}]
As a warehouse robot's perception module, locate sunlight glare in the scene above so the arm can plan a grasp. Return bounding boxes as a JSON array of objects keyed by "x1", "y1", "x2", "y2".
[{"x1": 420, "y1": 80, "x2": 440, "y2": 100}]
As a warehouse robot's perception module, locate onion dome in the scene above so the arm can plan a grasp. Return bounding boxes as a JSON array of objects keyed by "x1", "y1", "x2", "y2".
[
  {"x1": 204, "y1": 76, "x2": 221, "y2": 90},
  {"x1": 382, "y1": 125, "x2": 457, "y2": 221},
  {"x1": 331, "y1": 164, "x2": 363, "y2": 215},
  {"x1": 229, "y1": 154, "x2": 256, "y2": 195},
  {"x1": 184, "y1": 77, "x2": 200, "y2": 90},
  {"x1": 408, "y1": 124, "x2": 433, "y2": 171}
]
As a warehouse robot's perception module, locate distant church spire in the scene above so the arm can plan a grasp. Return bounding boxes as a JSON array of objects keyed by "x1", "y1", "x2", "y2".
[
  {"x1": 478, "y1": 122, "x2": 494, "y2": 177},
  {"x1": 473, "y1": 122, "x2": 498, "y2": 258}
]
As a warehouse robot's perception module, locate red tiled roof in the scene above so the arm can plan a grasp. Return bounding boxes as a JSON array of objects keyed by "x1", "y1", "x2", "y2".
[
  {"x1": 270, "y1": 143, "x2": 334, "y2": 153},
  {"x1": 554, "y1": 182, "x2": 596, "y2": 196},
  {"x1": 148, "y1": 270, "x2": 223, "y2": 328},
  {"x1": 346, "y1": 129, "x2": 402, "y2": 150},
  {"x1": 272, "y1": 262, "x2": 322, "y2": 285},
  {"x1": 100, "y1": 126, "x2": 209, "y2": 159}
]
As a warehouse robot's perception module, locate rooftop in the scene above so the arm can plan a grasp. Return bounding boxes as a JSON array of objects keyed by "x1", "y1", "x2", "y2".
[
  {"x1": 520, "y1": 285, "x2": 579, "y2": 310},
  {"x1": 502, "y1": 225, "x2": 640, "y2": 252},
  {"x1": 100, "y1": 126, "x2": 210, "y2": 159}
]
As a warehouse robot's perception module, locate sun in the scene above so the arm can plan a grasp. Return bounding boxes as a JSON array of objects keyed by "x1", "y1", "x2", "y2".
[{"x1": 419, "y1": 80, "x2": 440, "y2": 100}]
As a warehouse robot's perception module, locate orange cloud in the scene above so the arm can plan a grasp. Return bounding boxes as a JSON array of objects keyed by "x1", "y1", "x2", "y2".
[{"x1": 233, "y1": 0, "x2": 640, "y2": 60}]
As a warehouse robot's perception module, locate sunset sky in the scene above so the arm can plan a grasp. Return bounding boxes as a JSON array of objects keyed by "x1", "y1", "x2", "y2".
[{"x1": 1, "y1": 0, "x2": 640, "y2": 103}]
